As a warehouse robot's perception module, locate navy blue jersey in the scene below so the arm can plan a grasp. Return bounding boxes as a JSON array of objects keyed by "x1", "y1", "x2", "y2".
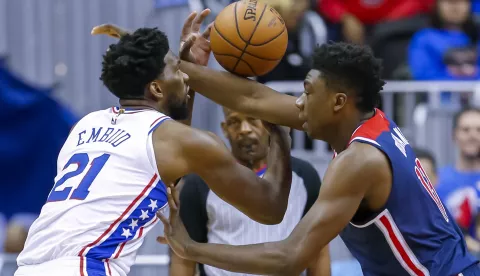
[{"x1": 338, "y1": 109, "x2": 478, "y2": 276}]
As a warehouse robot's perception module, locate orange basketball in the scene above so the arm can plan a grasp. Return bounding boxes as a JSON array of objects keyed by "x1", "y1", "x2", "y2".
[{"x1": 210, "y1": 0, "x2": 288, "y2": 77}]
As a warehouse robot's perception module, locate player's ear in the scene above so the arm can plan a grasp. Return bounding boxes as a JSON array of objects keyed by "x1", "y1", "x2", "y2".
[
  {"x1": 333, "y1": 93, "x2": 347, "y2": 112},
  {"x1": 149, "y1": 81, "x2": 163, "y2": 100}
]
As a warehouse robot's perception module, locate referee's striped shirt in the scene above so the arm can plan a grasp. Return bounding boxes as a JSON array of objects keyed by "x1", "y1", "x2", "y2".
[{"x1": 179, "y1": 156, "x2": 322, "y2": 276}]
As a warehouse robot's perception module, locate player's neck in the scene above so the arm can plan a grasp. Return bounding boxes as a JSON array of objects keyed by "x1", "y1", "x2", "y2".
[
  {"x1": 119, "y1": 99, "x2": 160, "y2": 112},
  {"x1": 457, "y1": 156, "x2": 480, "y2": 172},
  {"x1": 328, "y1": 110, "x2": 375, "y2": 154}
]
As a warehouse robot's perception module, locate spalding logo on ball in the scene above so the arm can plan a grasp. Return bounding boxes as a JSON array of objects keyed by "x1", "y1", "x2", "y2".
[{"x1": 210, "y1": 0, "x2": 288, "y2": 77}]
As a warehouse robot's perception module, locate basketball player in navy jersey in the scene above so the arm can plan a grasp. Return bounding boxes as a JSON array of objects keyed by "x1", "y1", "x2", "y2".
[{"x1": 93, "y1": 14, "x2": 479, "y2": 275}]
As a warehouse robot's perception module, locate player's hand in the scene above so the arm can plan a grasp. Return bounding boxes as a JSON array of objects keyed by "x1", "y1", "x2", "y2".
[
  {"x1": 180, "y1": 9, "x2": 213, "y2": 66},
  {"x1": 157, "y1": 184, "x2": 193, "y2": 259},
  {"x1": 263, "y1": 121, "x2": 292, "y2": 146},
  {"x1": 91, "y1": 24, "x2": 130, "y2": 39}
]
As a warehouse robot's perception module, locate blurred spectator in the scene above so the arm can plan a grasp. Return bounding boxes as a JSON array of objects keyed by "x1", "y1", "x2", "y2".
[
  {"x1": 0, "y1": 62, "x2": 76, "y2": 253},
  {"x1": 472, "y1": 0, "x2": 480, "y2": 14},
  {"x1": 409, "y1": 0, "x2": 480, "y2": 81},
  {"x1": 257, "y1": 0, "x2": 327, "y2": 83},
  {"x1": 436, "y1": 107, "x2": 480, "y2": 254},
  {"x1": 318, "y1": 0, "x2": 433, "y2": 43},
  {"x1": 169, "y1": 108, "x2": 330, "y2": 276},
  {"x1": 3, "y1": 215, "x2": 33, "y2": 253},
  {"x1": 413, "y1": 147, "x2": 438, "y2": 186}
]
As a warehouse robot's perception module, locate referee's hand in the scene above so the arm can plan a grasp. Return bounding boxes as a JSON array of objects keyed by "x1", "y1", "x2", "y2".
[{"x1": 157, "y1": 184, "x2": 193, "y2": 259}]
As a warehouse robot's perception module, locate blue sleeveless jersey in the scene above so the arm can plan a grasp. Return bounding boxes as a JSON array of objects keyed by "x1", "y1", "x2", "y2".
[{"x1": 339, "y1": 109, "x2": 478, "y2": 276}]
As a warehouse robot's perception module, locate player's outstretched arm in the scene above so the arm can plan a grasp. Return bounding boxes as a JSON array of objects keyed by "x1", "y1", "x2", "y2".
[
  {"x1": 159, "y1": 143, "x2": 388, "y2": 275},
  {"x1": 179, "y1": 61, "x2": 304, "y2": 130},
  {"x1": 153, "y1": 121, "x2": 292, "y2": 224},
  {"x1": 169, "y1": 252, "x2": 196, "y2": 276}
]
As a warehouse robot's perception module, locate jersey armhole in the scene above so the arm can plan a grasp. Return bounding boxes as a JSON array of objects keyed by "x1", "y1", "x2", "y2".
[
  {"x1": 146, "y1": 116, "x2": 171, "y2": 177},
  {"x1": 348, "y1": 136, "x2": 395, "y2": 226},
  {"x1": 349, "y1": 137, "x2": 381, "y2": 148}
]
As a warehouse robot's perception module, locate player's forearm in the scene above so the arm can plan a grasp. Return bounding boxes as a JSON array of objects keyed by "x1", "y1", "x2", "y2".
[
  {"x1": 186, "y1": 240, "x2": 291, "y2": 275},
  {"x1": 169, "y1": 252, "x2": 197, "y2": 276},
  {"x1": 307, "y1": 246, "x2": 331, "y2": 276},
  {"x1": 261, "y1": 128, "x2": 292, "y2": 222},
  {"x1": 180, "y1": 61, "x2": 258, "y2": 112}
]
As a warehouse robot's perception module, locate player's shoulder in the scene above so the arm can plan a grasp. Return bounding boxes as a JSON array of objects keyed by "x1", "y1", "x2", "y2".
[
  {"x1": 337, "y1": 143, "x2": 390, "y2": 176},
  {"x1": 152, "y1": 120, "x2": 220, "y2": 147}
]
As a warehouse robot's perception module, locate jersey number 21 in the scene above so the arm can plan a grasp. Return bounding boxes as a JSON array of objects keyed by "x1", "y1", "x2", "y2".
[{"x1": 47, "y1": 153, "x2": 110, "y2": 202}]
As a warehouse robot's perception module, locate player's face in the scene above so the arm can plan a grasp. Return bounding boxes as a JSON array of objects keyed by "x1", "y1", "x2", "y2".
[
  {"x1": 297, "y1": 70, "x2": 341, "y2": 139},
  {"x1": 454, "y1": 111, "x2": 480, "y2": 159},
  {"x1": 221, "y1": 109, "x2": 269, "y2": 164},
  {"x1": 156, "y1": 51, "x2": 190, "y2": 120}
]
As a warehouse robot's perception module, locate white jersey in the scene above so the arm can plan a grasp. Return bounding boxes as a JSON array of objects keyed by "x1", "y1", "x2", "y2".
[{"x1": 16, "y1": 107, "x2": 171, "y2": 276}]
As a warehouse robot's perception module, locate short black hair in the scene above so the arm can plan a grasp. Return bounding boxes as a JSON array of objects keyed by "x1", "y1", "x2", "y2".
[
  {"x1": 413, "y1": 147, "x2": 437, "y2": 172},
  {"x1": 101, "y1": 27, "x2": 169, "y2": 99},
  {"x1": 453, "y1": 106, "x2": 480, "y2": 130},
  {"x1": 313, "y1": 42, "x2": 385, "y2": 112}
]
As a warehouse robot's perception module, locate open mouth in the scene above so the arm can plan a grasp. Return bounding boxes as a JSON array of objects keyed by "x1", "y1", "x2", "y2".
[{"x1": 239, "y1": 140, "x2": 259, "y2": 155}]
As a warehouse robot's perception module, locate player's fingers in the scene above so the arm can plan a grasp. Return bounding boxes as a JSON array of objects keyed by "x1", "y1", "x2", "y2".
[
  {"x1": 156, "y1": 236, "x2": 167, "y2": 244},
  {"x1": 167, "y1": 187, "x2": 178, "y2": 212},
  {"x1": 192, "y1": 9, "x2": 211, "y2": 33},
  {"x1": 157, "y1": 211, "x2": 169, "y2": 226},
  {"x1": 181, "y1": 11, "x2": 197, "y2": 38},
  {"x1": 201, "y1": 23, "x2": 213, "y2": 40},
  {"x1": 172, "y1": 186, "x2": 181, "y2": 207},
  {"x1": 179, "y1": 35, "x2": 197, "y2": 60}
]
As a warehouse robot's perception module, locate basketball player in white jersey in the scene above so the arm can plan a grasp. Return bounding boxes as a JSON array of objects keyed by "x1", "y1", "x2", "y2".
[{"x1": 15, "y1": 11, "x2": 292, "y2": 276}]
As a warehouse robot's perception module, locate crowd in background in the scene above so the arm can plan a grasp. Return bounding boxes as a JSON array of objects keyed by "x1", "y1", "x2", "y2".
[{"x1": 1, "y1": 0, "x2": 480, "y2": 275}]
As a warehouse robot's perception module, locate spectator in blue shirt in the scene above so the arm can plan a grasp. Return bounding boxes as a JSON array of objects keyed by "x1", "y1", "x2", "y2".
[
  {"x1": 408, "y1": 0, "x2": 480, "y2": 105},
  {"x1": 436, "y1": 107, "x2": 480, "y2": 254},
  {"x1": 409, "y1": 0, "x2": 479, "y2": 81}
]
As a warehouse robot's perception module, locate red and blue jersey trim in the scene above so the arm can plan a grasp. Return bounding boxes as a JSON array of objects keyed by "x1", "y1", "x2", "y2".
[
  {"x1": 111, "y1": 107, "x2": 151, "y2": 114},
  {"x1": 348, "y1": 108, "x2": 390, "y2": 147},
  {"x1": 148, "y1": 116, "x2": 171, "y2": 135},
  {"x1": 255, "y1": 164, "x2": 267, "y2": 177},
  {"x1": 78, "y1": 174, "x2": 167, "y2": 276}
]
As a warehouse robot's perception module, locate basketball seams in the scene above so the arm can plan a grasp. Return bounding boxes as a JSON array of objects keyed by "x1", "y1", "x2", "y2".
[
  {"x1": 211, "y1": 1, "x2": 288, "y2": 76},
  {"x1": 234, "y1": 2, "x2": 248, "y2": 43},
  {"x1": 213, "y1": 23, "x2": 281, "y2": 61},
  {"x1": 249, "y1": 27, "x2": 286, "y2": 46},
  {"x1": 213, "y1": 23, "x2": 280, "y2": 61},
  {"x1": 232, "y1": 4, "x2": 268, "y2": 72},
  {"x1": 237, "y1": 59, "x2": 257, "y2": 76},
  {"x1": 215, "y1": 52, "x2": 280, "y2": 62}
]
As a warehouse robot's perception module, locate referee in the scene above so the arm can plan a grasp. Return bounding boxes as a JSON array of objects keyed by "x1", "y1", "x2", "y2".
[{"x1": 169, "y1": 108, "x2": 330, "y2": 276}]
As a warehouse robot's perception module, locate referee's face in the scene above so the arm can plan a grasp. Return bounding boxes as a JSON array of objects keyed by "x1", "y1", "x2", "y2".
[{"x1": 221, "y1": 109, "x2": 269, "y2": 166}]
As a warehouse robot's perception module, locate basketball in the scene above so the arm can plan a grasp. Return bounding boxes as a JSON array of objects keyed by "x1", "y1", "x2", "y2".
[{"x1": 210, "y1": 0, "x2": 288, "y2": 77}]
